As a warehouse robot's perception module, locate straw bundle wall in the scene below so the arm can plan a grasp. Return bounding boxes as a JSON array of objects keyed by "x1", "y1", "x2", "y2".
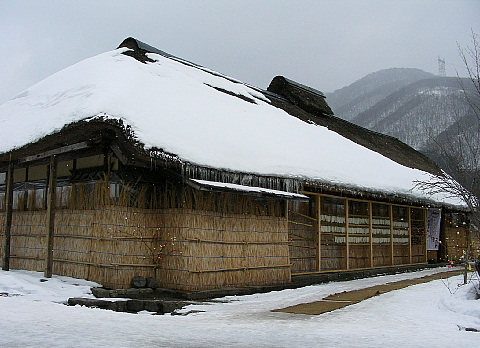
[
  {"x1": 0, "y1": 207, "x2": 158, "y2": 288},
  {"x1": 1, "y1": 205, "x2": 290, "y2": 290},
  {"x1": 288, "y1": 205, "x2": 316, "y2": 273},
  {"x1": 158, "y1": 208, "x2": 290, "y2": 291},
  {"x1": 1, "y1": 179, "x2": 434, "y2": 289},
  {"x1": 87, "y1": 206, "x2": 157, "y2": 288},
  {"x1": 320, "y1": 241, "x2": 347, "y2": 270},
  {"x1": 51, "y1": 210, "x2": 95, "y2": 280},
  {"x1": 7, "y1": 211, "x2": 47, "y2": 271}
]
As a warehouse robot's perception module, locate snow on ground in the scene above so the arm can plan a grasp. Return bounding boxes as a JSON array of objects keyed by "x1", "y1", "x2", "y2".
[{"x1": 0, "y1": 268, "x2": 479, "y2": 348}]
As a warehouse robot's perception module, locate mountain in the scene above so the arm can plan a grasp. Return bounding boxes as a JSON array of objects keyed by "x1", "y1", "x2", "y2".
[
  {"x1": 353, "y1": 77, "x2": 475, "y2": 149},
  {"x1": 326, "y1": 68, "x2": 435, "y2": 121},
  {"x1": 327, "y1": 69, "x2": 478, "y2": 163},
  {"x1": 327, "y1": 68, "x2": 480, "y2": 208}
]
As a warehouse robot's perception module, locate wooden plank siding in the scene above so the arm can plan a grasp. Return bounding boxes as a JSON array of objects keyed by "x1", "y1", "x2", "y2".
[{"x1": 289, "y1": 192, "x2": 428, "y2": 274}]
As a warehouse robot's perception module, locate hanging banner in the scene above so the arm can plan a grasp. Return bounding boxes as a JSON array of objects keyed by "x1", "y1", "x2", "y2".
[{"x1": 427, "y1": 208, "x2": 442, "y2": 250}]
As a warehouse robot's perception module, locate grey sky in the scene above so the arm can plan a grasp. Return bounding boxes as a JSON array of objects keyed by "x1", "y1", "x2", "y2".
[{"x1": 1, "y1": 0, "x2": 479, "y2": 105}]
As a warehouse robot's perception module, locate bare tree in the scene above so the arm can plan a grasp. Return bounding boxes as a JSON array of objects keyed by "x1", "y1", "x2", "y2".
[
  {"x1": 416, "y1": 31, "x2": 480, "y2": 240},
  {"x1": 459, "y1": 30, "x2": 480, "y2": 121}
]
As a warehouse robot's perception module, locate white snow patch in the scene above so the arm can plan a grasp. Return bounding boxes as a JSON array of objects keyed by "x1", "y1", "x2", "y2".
[
  {"x1": 190, "y1": 179, "x2": 309, "y2": 199},
  {"x1": 0, "y1": 269, "x2": 98, "y2": 303},
  {"x1": 0, "y1": 268, "x2": 479, "y2": 347}
]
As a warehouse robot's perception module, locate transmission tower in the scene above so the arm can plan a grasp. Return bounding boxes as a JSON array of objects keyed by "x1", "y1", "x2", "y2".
[{"x1": 438, "y1": 56, "x2": 446, "y2": 77}]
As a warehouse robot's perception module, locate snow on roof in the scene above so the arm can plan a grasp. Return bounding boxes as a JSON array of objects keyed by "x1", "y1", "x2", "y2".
[
  {"x1": 188, "y1": 179, "x2": 309, "y2": 201},
  {"x1": 0, "y1": 45, "x2": 463, "y2": 206}
]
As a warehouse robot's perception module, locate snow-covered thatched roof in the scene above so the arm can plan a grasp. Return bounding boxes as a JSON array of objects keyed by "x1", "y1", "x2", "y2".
[{"x1": 0, "y1": 38, "x2": 463, "y2": 206}]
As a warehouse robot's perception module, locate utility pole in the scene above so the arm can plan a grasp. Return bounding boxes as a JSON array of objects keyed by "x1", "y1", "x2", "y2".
[{"x1": 438, "y1": 56, "x2": 446, "y2": 77}]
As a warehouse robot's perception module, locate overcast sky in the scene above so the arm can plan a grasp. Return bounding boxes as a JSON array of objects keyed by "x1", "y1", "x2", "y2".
[{"x1": 1, "y1": 0, "x2": 479, "y2": 104}]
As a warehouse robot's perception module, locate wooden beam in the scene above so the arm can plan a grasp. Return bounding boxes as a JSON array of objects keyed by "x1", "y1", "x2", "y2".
[
  {"x1": 19, "y1": 141, "x2": 90, "y2": 164},
  {"x1": 2, "y1": 163, "x2": 14, "y2": 271},
  {"x1": 0, "y1": 146, "x2": 103, "y2": 171},
  {"x1": 44, "y1": 155, "x2": 57, "y2": 278},
  {"x1": 302, "y1": 191, "x2": 424, "y2": 209},
  {"x1": 109, "y1": 142, "x2": 129, "y2": 165}
]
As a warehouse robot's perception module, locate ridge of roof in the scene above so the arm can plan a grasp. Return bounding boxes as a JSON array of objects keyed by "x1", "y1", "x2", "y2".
[
  {"x1": 118, "y1": 37, "x2": 290, "y2": 103},
  {"x1": 118, "y1": 37, "x2": 178, "y2": 59},
  {"x1": 268, "y1": 76, "x2": 334, "y2": 116}
]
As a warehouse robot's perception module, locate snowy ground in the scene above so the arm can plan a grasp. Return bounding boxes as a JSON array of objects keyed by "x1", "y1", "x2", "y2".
[{"x1": 0, "y1": 267, "x2": 479, "y2": 348}]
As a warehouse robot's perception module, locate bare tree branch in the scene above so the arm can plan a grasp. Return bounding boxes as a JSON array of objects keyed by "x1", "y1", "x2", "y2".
[{"x1": 417, "y1": 31, "x2": 480, "y2": 241}]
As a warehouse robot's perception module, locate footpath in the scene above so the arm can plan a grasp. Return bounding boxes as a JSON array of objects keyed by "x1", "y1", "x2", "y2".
[{"x1": 273, "y1": 269, "x2": 464, "y2": 315}]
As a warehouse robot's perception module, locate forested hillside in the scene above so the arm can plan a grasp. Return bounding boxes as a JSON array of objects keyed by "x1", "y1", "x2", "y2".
[
  {"x1": 326, "y1": 68, "x2": 434, "y2": 122},
  {"x1": 327, "y1": 69, "x2": 478, "y2": 167}
]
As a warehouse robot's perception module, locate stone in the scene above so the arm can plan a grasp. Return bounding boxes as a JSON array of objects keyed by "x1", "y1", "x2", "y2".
[
  {"x1": 68, "y1": 298, "x2": 112, "y2": 310},
  {"x1": 91, "y1": 288, "x2": 110, "y2": 298},
  {"x1": 146, "y1": 277, "x2": 159, "y2": 289},
  {"x1": 162, "y1": 301, "x2": 188, "y2": 313},
  {"x1": 125, "y1": 288, "x2": 141, "y2": 297},
  {"x1": 144, "y1": 301, "x2": 164, "y2": 313},
  {"x1": 126, "y1": 299, "x2": 145, "y2": 312},
  {"x1": 131, "y1": 276, "x2": 147, "y2": 288}
]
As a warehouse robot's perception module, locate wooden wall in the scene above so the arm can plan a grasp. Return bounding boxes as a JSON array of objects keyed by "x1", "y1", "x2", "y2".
[
  {"x1": 442, "y1": 211, "x2": 479, "y2": 262},
  {"x1": 288, "y1": 193, "x2": 428, "y2": 274}
]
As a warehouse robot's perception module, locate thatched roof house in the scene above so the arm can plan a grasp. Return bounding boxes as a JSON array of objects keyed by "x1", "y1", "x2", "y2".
[{"x1": 0, "y1": 38, "x2": 468, "y2": 290}]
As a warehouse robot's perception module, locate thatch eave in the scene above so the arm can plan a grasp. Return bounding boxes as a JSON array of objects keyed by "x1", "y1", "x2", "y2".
[
  {"x1": 0, "y1": 118, "x2": 156, "y2": 170},
  {"x1": 0, "y1": 111, "x2": 464, "y2": 211}
]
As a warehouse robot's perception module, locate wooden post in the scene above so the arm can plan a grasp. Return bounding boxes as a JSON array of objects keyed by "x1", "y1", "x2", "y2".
[
  {"x1": 285, "y1": 200, "x2": 290, "y2": 275},
  {"x1": 2, "y1": 163, "x2": 14, "y2": 271},
  {"x1": 45, "y1": 155, "x2": 57, "y2": 278},
  {"x1": 467, "y1": 221, "x2": 472, "y2": 260},
  {"x1": 424, "y1": 208, "x2": 428, "y2": 263},
  {"x1": 23, "y1": 167, "x2": 29, "y2": 211},
  {"x1": 389, "y1": 204, "x2": 394, "y2": 266},
  {"x1": 316, "y1": 195, "x2": 322, "y2": 271},
  {"x1": 345, "y1": 198, "x2": 350, "y2": 270},
  {"x1": 104, "y1": 149, "x2": 112, "y2": 205},
  {"x1": 369, "y1": 201, "x2": 373, "y2": 268},
  {"x1": 408, "y1": 207, "x2": 412, "y2": 264}
]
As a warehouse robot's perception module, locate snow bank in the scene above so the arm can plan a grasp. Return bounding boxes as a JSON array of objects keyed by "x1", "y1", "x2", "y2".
[
  {"x1": 0, "y1": 269, "x2": 97, "y2": 303},
  {"x1": 0, "y1": 48, "x2": 463, "y2": 205},
  {"x1": 0, "y1": 268, "x2": 478, "y2": 348}
]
